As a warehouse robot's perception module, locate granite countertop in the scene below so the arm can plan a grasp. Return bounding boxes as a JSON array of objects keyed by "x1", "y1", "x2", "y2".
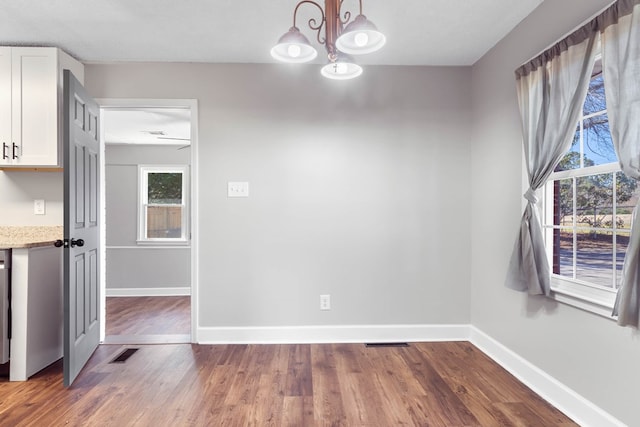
[{"x1": 0, "y1": 226, "x2": 63, "y2": 249}]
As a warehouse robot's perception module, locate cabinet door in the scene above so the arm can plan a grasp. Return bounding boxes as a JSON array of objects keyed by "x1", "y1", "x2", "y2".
[
  {"x1": 11, "y1": 48, "x2": 59, "y2": 167},
  {"x1": 0, "y1": 48, "x2": 11, "y2": 166}
]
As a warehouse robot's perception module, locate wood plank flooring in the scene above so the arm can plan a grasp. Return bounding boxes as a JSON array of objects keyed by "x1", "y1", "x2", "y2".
[
  {"x1": 0, "y1": 341, "x2": 577, "y2": 426},
  {"x1": 105, "y1": 296, "x2": 190, "y2": 344}
]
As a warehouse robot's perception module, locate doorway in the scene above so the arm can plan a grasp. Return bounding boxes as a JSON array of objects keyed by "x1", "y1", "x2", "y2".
[{"x1": 98, "y1": 100, "x2": 198, "y2": 345}]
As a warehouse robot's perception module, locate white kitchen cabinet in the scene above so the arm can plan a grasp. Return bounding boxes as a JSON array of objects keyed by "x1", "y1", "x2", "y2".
[
  {"x1": 0, "y1": 47, "x2": 84, "y2": 168},
  {"x1": 0, "y1": 48, "x2": 11, "y2": 165}
]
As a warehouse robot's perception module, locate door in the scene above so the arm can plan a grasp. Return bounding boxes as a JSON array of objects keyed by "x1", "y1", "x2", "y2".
[{"x1": 63, "y1": 70, "x2": 100, "y2": 387}]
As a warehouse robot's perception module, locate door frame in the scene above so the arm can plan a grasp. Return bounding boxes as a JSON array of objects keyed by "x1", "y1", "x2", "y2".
[{"x1": 97, "y1": 98, "x2": 199, "y2": 343}]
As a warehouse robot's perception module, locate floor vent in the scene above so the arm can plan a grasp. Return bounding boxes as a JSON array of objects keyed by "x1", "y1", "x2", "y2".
[
  {"x1": 365, "y1": 342, "x2": 409, "y2": 348},
  {"x1": 109, "y1": 348, "x2": 139, "y2": 363}
]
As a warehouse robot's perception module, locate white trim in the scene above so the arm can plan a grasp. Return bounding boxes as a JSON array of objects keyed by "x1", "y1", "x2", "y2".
[
  {"x1": 138, "y1": 164, "x2": 189, "y2": 243},
  {"x1": 97, "y1": 98, "x2": 198, "y2": 344},
  {"x1": 105, "y1": 287, "x2": 191, "y2": 297},
  {"x1": 470, "y1": 327, "x2": 625, "y2": 427},
  {"x1": 196, "y1": 324, "x2": 471, "y2": 345},
  {"x1": 550, "y1": 276, "x2": 617, "y2": 319},
  {"x1": 107, "y1": 245, "x2": 191, "y2": 250},
  {"x1": 549, "y1": 161, "x2": 618, "y2": 181},
  {"x1": 99, "y1": 105, "x2": 107, "y2": 342}
]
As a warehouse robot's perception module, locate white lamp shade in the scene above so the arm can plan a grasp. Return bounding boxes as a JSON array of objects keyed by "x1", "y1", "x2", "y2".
[
  {"x1": 336, "y1": 15, "x2": 386, "y2": 55},
  {"x1": 320, "y1": 54, "x2": 363, "y2": 80},
  {"x1": 271, "y1": 27, "x2": 318, "y2": 63}
]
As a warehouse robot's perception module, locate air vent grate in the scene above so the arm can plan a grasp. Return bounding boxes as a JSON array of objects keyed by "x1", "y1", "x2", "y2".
[
  {"x1": 365, "y1": 342, "x2": 409, "y2": 348},
  {"x1": 109, "y1": 348, "x2": 139, "y2": 363}
]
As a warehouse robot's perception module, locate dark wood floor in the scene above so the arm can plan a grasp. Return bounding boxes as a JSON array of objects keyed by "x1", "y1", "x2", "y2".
[
  {"x1": 0, "y1": 341, "x2": 576, "y2": 426},
  {"x1": 105, "y1": 296, "x2": 190, "y2": 344}
]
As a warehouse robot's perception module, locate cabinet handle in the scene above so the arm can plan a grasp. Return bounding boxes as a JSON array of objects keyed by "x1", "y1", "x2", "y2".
[
  {"x1": 11, "y1": 143, "x2": 18, "y2": 160},
  {"x1": 2, "y1": 143, "x2": 7, "y2": 160}
]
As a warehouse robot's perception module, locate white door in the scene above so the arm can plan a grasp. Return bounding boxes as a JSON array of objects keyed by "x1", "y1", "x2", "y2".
[{"x1": 63, "y1": 70, "x2": 101, "y2": 387}]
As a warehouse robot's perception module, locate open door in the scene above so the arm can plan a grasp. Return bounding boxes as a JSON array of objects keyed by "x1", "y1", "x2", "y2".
[{"x1": 63, "y1": 70, "x2": 100, "y2": 387}]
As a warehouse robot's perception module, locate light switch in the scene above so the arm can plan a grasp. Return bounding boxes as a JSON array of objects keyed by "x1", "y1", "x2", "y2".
[
  {"x1": 228, "y1": 182, "x2": 249, "y2": 198},
  {"x1": 34, "y1": 199, "x2": 45, "y2": 215}
]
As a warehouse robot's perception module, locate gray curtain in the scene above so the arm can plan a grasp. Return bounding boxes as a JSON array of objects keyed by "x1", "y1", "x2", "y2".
[
  {"x1": 506, "y1": 29, "x2": 598, "y2": 295},
  {"x1": 601, "y1": 0, "x2": 640, "y2": 327}
]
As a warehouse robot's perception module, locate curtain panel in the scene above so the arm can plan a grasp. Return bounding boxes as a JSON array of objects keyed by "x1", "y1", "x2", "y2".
[
  {"x1": 600, "y1": 0, "x2": 640, "y2": 327},
  {"x1": 508, "y1": 0, "x2": 640, "y2": 328},
  {"x1": 506, "y1": 33, "x2": 598, "y2": 296}
]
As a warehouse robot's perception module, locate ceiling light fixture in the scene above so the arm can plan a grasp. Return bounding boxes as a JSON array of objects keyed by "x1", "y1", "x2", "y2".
[{"x1": 271, "y1": 0, "x2": 385, "y2": 80}]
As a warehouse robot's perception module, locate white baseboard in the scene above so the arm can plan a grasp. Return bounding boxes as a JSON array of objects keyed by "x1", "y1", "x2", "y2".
[
  {"x1": 469, "y1": 327, "x2": 624, "y2": 427},
  {"x1": 196, "y1": 324, "x2": 471, "y2": 345},
  {"x1": 105, "y1": 287, "x2": 191, "y2": 297}
]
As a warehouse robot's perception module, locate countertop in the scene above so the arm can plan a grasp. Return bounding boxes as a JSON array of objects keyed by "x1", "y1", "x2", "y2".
[{"x1": 0, "y1": 226, "x2": 63, "y2": 249}]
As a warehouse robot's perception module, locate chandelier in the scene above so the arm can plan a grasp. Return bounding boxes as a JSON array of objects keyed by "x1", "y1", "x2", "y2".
[{"x1": 270, "y1": 0, "x2": 386, "y2": 80}]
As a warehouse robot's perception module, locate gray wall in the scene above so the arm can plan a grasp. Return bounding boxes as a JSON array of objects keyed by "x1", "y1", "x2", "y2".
[
  {"x1": 470, "y1": 0, "x2": 640, "y2": 425},
  {"x1": 0, "y1": 171, "x2": 63, "y2": 225},
  {"x1": 105, "y1": 144, "x2": 190, "y2": 291},
  {"x1": 86, "y1": 63, "x2": 473, "y2": 327}
]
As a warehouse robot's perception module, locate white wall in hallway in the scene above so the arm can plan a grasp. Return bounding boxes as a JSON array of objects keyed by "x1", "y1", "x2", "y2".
[{"x1": 105, "y1": 144, "x2": 191, "y2": 292}]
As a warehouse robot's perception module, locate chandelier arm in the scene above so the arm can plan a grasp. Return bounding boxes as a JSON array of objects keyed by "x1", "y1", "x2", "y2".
[
  {"x1": 339, "y1": 11, "x2": 351, "y2": 26},
  {"x1": 293, "y1": 0, "x2": 326, "y2": 44},
  {"x1": 337, "y1": 0, "x2": 350, "y2": 25}
]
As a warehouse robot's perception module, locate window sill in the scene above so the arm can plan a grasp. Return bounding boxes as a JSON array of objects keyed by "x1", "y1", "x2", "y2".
[{"x1": 549, "y1": 276, "x2": 617, "y2": 320}]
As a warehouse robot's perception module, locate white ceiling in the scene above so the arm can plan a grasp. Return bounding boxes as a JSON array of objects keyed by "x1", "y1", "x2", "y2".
[
  {"x1": 0, "y1": 0, "x2": 544, "y2": 66},
  {"x1": 3, "y1": 1, "x2": 544, "y2": 143},
  {"x1": 103, "y1": 108, "x2": 191, "y2": 146}
]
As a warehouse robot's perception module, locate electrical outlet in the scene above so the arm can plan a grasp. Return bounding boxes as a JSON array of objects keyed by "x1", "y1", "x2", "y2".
[
  {"x1": 228, "y1": 182, "x2": 249, "y2": 197},
  {"x1": 34, "y1": 199, "x2": 45, "y2": 215},
  {"x1": 320, "y1": 294, "x2": 331, "y2": 311}
]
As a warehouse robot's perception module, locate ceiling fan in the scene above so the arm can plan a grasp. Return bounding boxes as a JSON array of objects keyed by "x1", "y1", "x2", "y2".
[{"x1": 143, "y1": 130, "x2": 191, "y2": 149}]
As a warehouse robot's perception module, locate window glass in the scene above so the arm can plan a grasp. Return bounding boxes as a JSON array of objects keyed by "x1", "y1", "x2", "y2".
[
  {"x1": 554, "y1": 228, "x2": 574, "y2": 278},
  {"x1": 543, "y1": 57, "x2": 640, "y2": 292},
  {"x1": 576, "y1": 231, "x2": 614, "y2": 286},
  {"x1": 583, "y1": 71, "x2": 605, "y2": 116},
  {"x1": 576, "y1": 173, "x2": 613, "y2": 228},
  {"x1": 146, "y1": 205, "x2": 183, "y2": 238},
  {"x1": 583, "y1": 114, "x2": 615, "y2": 166},
  {"x1": 148, "y1": 172, "x2": 183, "y2": 204},
  {"x1": 555, "y1": 131, "x2": 581, "y2": 172}
]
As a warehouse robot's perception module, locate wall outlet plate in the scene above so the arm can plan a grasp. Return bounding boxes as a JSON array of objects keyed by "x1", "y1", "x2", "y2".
[
  {"x1": 228, "y1": 182, "x2": 249, "y2": 197},
  {"x1": 34, "y1": 199, "x2": 45, "y2": 215},
  {"x1": 320, "y1": 294, "x2": 331, "y2": 311}
]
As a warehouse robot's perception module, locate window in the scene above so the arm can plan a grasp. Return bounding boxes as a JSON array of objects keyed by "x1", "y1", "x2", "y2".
[
  {"x1": 138, "y1": 165, "x2": 189, "y2": 243},
  {"x1": 541, "y1": 57, "x2": 639, "y2": 315}
]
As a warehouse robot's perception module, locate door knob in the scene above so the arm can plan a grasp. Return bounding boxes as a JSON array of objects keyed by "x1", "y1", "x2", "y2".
[
  {"x1": 54, "y1": 239, "x2": 64, "y2": 247},
  {"x1": 70, "y1": 238, "x2": 84, "y2": 248}
]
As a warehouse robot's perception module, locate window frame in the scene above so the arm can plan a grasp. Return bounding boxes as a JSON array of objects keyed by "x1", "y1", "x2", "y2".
[
  {"x1": 540, "y1": 56, "x2": 623, "y2": 319},
  {"x1": 137, "y1": 165, "x2": 190, "y2": 245}
]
